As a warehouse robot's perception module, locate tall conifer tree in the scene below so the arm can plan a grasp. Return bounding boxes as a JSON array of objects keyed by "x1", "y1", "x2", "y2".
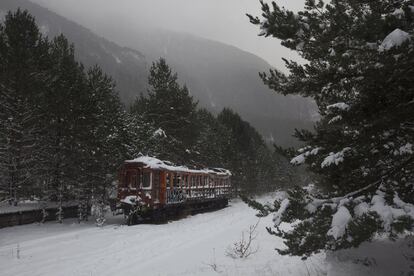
[
  {"x1": 0, "y1": 10, "x2": 48, "y2": 201},
  {"x1": 247, "y1": 0, "x2": 414, "y2": 255},
  {"x1": 133, "y1": 58, "x2": 199, "y2": 164}
]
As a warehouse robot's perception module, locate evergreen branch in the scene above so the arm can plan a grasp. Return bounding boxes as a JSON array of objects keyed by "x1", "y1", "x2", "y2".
[{"x1": 310, "y1": 156, "x2": 414, "y2": 204}]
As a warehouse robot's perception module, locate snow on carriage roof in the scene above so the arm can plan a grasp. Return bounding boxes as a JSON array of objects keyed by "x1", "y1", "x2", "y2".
[{"x1": 125, "y1": 156, "x2": 232, "y2": 176}]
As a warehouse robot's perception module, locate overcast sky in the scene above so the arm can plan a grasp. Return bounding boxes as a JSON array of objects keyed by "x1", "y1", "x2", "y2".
[{"x1": 31, "y1": 0, "x2": 305, "y2": 71}]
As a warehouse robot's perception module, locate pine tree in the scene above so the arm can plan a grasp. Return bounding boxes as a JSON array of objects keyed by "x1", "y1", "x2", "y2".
[
  {"x1": 81, "y1": 66, "x2": 130, "y2": 203},
  {"x1": 218, "y1": 108, "x2": 276, "y2": 193},
  {"x1": 133, "y1": 58, "x2": 199, "y2": 164},
  {"x1": 0, "y1": 10, "x2": 49, "y2": 202},
  {"x1": 247, "y1": 0, "x2": 414, "y2": 256},
  {"x1": 38, "y1": 34, "x2": 92, "y2": 211},
  {"x1": 192, "y1": 109, "x2": 231, "y2": 167}
]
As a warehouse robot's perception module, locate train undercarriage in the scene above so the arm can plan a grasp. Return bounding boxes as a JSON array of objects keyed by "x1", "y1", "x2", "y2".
[{"x1": 122, "y1": 197, "x2": 229, "y2": 225}]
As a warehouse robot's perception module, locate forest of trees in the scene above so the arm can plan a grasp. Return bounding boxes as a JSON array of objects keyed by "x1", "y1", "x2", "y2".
[
  {"x1": 0, "y1": 10, "x2": 294, "y2": 211},
  {"x1": 246, "y1": 0, "x2": 414, "y2": 257}
]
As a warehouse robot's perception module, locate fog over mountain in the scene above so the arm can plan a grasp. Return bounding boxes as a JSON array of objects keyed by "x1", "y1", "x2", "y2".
[
  {"x1": 31, "y1": 0, "x2": 305, "y2": 71},
  {"x1": 105, "y1": 26, "x2": 316, "y2": 145},
  {"x1": 0, "y1": 0, "x2": 148, "y2": 104},
  {"x1": 1, "y1": 0, "x2": 316, "y2": 146}
]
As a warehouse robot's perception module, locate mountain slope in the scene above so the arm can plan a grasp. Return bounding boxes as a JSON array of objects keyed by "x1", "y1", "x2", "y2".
[
  {"x1": 82, "y1": 26, "x2": 317, "y2": 145},
  {"x1": 0, "y1": 0, "x2": 148, "y2": 104},
  {"x1": 1, "y1": 0, "x2": 316, "y2": 146}
]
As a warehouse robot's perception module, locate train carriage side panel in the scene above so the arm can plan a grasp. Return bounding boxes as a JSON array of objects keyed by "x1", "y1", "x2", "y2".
[{"x1": 159, "y1": 170, "x2": 167, "y2": 205}]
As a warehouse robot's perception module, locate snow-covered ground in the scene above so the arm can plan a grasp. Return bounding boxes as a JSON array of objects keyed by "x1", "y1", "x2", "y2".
[{"x1": 0, "y1": 199, "x2": 412, "y2": 276}]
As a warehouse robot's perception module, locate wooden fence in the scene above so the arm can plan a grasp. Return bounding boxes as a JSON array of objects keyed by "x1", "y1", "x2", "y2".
[{"x1": 0, "y1": 204, "x2": 79, "y2": 228}]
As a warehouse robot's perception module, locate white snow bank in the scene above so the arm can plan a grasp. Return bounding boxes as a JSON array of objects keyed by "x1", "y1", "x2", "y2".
[
  {"x1": 326, "y1": 236, "x2": 414, "y2": 276},
  {"x1": 0, "y1": 200, "x2": 324, "y2": 276},
  {"x1": 327, "y1": 206, "x2": 352, "y2": 240},
  {"x1": 0, "y1": 198, "x2": 413, "y2": 276},
  {"x1": 379, "y1": 28, "x2": 411, "y2": 52}
]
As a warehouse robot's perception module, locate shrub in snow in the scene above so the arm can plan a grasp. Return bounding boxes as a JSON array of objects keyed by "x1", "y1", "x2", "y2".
[
  {"x1": 56, "y1": 206, "x2": 63, "y2": 224},
  {"x1": 226, "y1": 220, "x2": 259, "y2": 259},
  {"x1": 91, "y1": 200, "x2": 107, "y2": 227},
  {"x1": 247, "y1": 0, "x2": 414, "y2": 256},
  {"x1": 77, "y1": 201, "x2": 89, "y2": 223}
]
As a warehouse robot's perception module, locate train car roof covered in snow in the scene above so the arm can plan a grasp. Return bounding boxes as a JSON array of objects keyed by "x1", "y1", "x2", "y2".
[{"x1": 124, "y1": 156, "x2": 232, "y2": 176}]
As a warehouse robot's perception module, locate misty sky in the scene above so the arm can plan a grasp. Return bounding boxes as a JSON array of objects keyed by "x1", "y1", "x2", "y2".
[{"x1": 31, "y1": 0, "x2": 305, "y2": 71}]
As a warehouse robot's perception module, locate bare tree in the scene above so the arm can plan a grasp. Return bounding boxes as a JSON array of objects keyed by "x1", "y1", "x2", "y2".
[{"x1": 226, "y1": 220, "x2": 260, "y2": 259}]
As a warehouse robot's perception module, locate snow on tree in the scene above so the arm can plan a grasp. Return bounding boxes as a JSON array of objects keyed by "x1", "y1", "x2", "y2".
[
  {"x1": 79, "y1": 66, "x2": 130, "y2": 204},
  {"x1": 0, "y1": 9, "x2": 290, "y2": 210},
  {"x1": 217, "y1": 108, "x2": 276, "y2": 193},
  {"x1": 247, "y1": 0, "x2": 414, "y2": 256},
  {"x1": 0, "y1": 10, "x2": 133, "y2": 219},
  {"x1": 0, "y1": 10, "x2": 48, "y2": 202},
  {"x1": 129, "y1": 58, "x2": 199, "y2": 165}
]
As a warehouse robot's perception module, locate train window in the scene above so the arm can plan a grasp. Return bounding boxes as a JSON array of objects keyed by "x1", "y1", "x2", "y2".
[
  {"x1": 126, "y1": 171, "x2": 138, "y2": 189},
  {"x1": 129, "y1": 175, "x2": 136, "y2": 188},
  {"x1": 183, "y1": 175, "x2": 188, "y2": 187},
  {"x1": 142, "y1": 171, "x2": 151, "y2": 188},
  {"x1": 166, "y1": 173, "x2": 171, "y2": 188},
  {"x1": 153, "y1": 172, "x2": 160, "y2": 200},
  {"x1": 173, "y1": 174, "x2": 179, "y2": 188}
]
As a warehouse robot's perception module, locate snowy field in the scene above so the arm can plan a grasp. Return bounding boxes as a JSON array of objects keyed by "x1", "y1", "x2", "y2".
[{"x1": 0, "y1": 199, "x2": 413, "y2": 276}]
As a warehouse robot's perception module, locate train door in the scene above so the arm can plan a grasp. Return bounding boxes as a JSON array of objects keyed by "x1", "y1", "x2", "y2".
[
  {"x1": 126, "y1": 169, "x2": 139, "y2": 190},
  {"x1": 152, "y1": 171, "x2": 160, "y2": 203},
  {"x1": 159, "y1": 171, "x2": 167, "y2": 204}
]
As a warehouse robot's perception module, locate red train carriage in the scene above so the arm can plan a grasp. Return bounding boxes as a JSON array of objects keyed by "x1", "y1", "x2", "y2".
[{"x1": 117, "y1": 156, "x2": 232, "y2": 224}]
